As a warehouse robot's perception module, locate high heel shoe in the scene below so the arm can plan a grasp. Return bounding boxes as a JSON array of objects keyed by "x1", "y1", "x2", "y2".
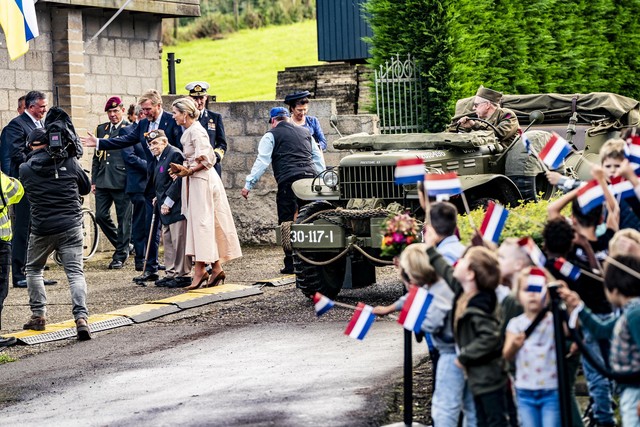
[
  {"x1": 206, "y1": 271, "x2": 226, "y2": 287},
  {"x1": 185, "y1": 272, "x2": 209, "y2": 290}
]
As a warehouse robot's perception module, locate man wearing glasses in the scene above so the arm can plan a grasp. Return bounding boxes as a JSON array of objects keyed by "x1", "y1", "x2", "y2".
[{"x1": 450, "y1": 86, "x2": 519, "y2": 147}]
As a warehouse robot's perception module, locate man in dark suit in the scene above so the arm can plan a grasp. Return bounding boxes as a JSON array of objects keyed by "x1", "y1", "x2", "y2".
[
  {"x1": 146, "y1": 130, "x2": 190, "y2": 288},
  {"x1": 0, "y1": 95, "x2": 26, "y2": 174},
  {"x1": 80, "y1": 89, "x2": 182, "y2": 283},
  {"x1": 92, "y1": 96, "x2": 132, "y2": 269},
  {"x1": 120, "y1": 130, "x2": 149, "y2": 272},
  {"x1": 4, "y1": 91, "x2": 56, "y2": 288},
  {"x1": 185, "y1": 81, "x2": 227, "y2": 177}
]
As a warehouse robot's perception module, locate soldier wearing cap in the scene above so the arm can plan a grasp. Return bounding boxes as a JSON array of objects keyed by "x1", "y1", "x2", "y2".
[
  {"x1": 284, "y1": 90, "x2": 327, "y2": 151},
  {"x1": 242, "y1": 107, "x2": 326, "y2": 274},
  {"x1": 185, "y1": 81, "x2": 227, "y2": 177},
  {"x1": 92, "y1": 96, "x2": 132, "y2": 269},
  {"x1": 451, "y1": 85, "x2": 519, "y2": 147}
]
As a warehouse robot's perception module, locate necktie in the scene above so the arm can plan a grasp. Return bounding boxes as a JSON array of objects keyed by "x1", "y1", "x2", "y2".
[
  {"x1": 109, "y1": 125, "x2": 115, "y2": 135},
  {"x1": 35, "y1": 120, "x2": 42, "y2": 128},
  {"x1": 149, "y1": 121, "x2": 157, "y2": 131}
]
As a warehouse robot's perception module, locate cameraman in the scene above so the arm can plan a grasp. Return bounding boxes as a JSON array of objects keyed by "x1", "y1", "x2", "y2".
[{"x1": 19, "y1": 128, "x2": 92, "y2": 340}]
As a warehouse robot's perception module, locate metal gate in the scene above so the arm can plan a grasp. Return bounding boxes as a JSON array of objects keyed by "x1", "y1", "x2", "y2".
[{"x1": 374, "y1": 54, "x2": 424, "y2": 134}]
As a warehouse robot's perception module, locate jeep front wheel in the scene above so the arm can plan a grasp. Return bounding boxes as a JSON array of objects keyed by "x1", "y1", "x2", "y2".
[{"x1": 293, "y1": 201, "x2": 345, "y2": 299}]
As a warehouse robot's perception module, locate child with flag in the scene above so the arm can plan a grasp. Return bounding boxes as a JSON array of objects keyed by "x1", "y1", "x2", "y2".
[
  {"x1": 559, "y1": 255, "x2": 640, "y2": 427},
  {"x1": 503, "y1": 267, "x2": 561, "y2": 427},
  {"x1": 373, "y1": 243, "x2": 478, "y2": 427},
  {"x1": 423, "y1": 224, "x2": 509, "y2": 427},
  {"x1": 547, "y1": 173, "x2": 619, "y2": 427}
]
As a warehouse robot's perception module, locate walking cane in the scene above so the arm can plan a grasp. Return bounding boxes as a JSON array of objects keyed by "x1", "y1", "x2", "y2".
[{"x1": 134, "y1": 202, "x2": 157, "y2": 286}]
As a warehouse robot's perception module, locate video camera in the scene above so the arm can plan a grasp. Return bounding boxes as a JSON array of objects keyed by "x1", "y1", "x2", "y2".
[{"x1": 43, "y1": 106, "x2": 83, "y2": 159}]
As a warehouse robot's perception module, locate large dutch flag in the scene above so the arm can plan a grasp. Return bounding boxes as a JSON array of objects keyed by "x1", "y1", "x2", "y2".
[
  {"x1": 554, "y1": 257, "x2": 581, "y2": 281},
  {"x1": 397, "y1": 286, "x2": 433, "y2": 333},
  {"x1": 539, "y1": 133, "x2": 571, "y2": 169},
  {"x1": 577, "y1": 180, "x2": 605, "y2": 214},
  {"x1": 609, "y1": 176, "x2": 636, "y2": 200},
  {"x1": 313, "y1": 292, "x2": 334, "y2": 316},
  {"x1": 479, "y1": 201, "x2": 509, "y2": 244},
  {"x1": 344, "y1": 302, "x2": 376, "y2": 340},
  {"x1": 395, "y1": 158, "x2": 425, "y2": 185},
  {"x1": 423, "y1": 172, "x2": 463, "y2": 197},
  {"x1": 518, "y1": 237, "x2": 547, "y2": 268},
  {"x1": 0, "y1": 0, "x2": 39, "y2": 60}
]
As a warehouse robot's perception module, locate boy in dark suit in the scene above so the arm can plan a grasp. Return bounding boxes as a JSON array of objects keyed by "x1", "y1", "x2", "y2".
[{"x1": 146, "y1": 130, "x2": 190, "y2": 288}]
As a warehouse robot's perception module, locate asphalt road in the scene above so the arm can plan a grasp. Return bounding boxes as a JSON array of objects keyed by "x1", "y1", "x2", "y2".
[{"x1": 0, "y1": 246, "x2": 427, "y2": 426}]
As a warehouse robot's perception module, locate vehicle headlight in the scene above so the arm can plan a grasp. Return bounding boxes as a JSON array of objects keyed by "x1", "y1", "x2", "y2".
[{"x1": 322, "y1": 170, "x2": 339, "y2": 188}]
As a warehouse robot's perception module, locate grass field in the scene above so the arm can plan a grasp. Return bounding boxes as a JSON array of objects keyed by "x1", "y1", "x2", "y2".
[{"x1": 162, "y1": 20, "x2": 323, "y2": 101}]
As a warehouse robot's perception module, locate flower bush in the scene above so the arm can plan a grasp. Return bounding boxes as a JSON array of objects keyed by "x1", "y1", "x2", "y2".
[{"x1": 380, "y1": 211, "x2": 420, "y2": 257}]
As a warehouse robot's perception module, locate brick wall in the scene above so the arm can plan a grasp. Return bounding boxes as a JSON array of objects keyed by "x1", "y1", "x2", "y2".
[
  {"x1": 82, "y1": 10, "x2": 163, "y2": 133},
  {"x1": 0, "y1": 4, "x2": 53, "y2": 129}
]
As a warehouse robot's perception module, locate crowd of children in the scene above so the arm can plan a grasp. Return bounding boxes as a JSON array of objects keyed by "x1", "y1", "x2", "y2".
[{"x1": 372, "y1": 135, "x2": 640, "y2": 427}]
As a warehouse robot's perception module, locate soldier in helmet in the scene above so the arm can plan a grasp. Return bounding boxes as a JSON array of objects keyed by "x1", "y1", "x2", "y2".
[
  {"x1": 185, "y1": 81, "x2": 227, "y2": 177},
  {"x1": 450, "y1": 86, "x2": 519, "y2": 147}
]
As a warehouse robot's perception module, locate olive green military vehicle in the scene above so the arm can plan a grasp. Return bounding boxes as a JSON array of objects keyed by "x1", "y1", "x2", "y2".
[{"x1": 278, "y1": 93, "x2": 639, "y2": 299}]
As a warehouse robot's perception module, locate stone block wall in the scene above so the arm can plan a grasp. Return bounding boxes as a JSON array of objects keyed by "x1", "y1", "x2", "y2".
[
  {"x1": 82, "y1": 10, "x2": 163, "y2": 133},
  {"x1": 0, "y1": 5, "x2": 53, "y2": 129},
  {"x1": 163, "y1": 97, "x2": 378, "y2": 244},
  {"x1": 276, "y1": 63, "x2": 374, "y2": 115}
]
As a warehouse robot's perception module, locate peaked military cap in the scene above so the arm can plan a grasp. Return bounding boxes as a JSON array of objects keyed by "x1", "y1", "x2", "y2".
[
  {"x1": 284, "y1": 90, "x2": 311, "y2": 106},
  {"x1": 475, "y1": 86, "x2": 502, "y2": 104},
  {"x1": 186, "y1": 81, "x2": 210, "y2": 96},
  {"x1": 145, "y1": 129, "x2": 167, "y2": 143},
  {"x1": 104, "y1": 96, "x2": 123, "y2": 112}
]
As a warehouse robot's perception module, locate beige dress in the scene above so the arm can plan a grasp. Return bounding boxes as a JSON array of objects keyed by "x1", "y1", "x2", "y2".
[{"x1": 181, "y1": 122, "x2": 242, "y2": 263}]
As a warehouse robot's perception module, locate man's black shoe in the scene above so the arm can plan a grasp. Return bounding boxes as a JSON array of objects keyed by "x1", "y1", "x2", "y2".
[
  {"x1": 133, "y1": 271, "x2": 159, "y2": 283},
  {"x1": 167, "y1": 277, "x2": 191, "y2": 288},
  {"x1": 0, "y1": 336, "x2": 16, "y2": 347},
  {"x1": 14, "y1": 279, "x2": 56, "y2": 287},
  {"x1": 280, "y1": 267, "x2": 294, "y2": 275},
  {"x1": 108, "y1": 260, "x2": 124, "y2": 269},
  {"x1": 135, "y1": 263, "x2": 145, "y2": 272},
  {"x1": 158, "y1": 264, "x2": 166, "y2": 271},
  {"x1": 154, "y1": 277, "x2": 174, "y2": 287}
]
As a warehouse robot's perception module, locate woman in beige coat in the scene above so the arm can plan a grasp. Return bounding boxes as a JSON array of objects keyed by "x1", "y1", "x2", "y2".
[{"x1": 170, "y1": 97, "x2": 242, "y2": 289}]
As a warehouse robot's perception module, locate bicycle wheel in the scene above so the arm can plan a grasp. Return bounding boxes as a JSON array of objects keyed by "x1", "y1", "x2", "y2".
[{"x1": 81, "y1": 209, "x2": 99, "y2": 260}]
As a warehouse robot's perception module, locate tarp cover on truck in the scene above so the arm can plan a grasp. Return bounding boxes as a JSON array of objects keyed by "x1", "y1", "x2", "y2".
[
  {"x1": 333, "y1": 131, "x2": 498, "y2": 150},
  {"x1": 454, "y1": 92, "x2": 640, "y2": 126}
]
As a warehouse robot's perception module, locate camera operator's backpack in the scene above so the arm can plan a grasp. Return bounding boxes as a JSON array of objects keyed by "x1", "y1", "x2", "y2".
[{"x1": 44, "y1": 106, "x2": 83, "y2": 158}]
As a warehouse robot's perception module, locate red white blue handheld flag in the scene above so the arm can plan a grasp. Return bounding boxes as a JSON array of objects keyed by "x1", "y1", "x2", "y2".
[
  {"x1": 518, "y1": 237, "x2": 547, "y2": 268},
  {"x1": 423, "y1": 172, "x2": 462, "y2": 197},
  {"x1": 539, "y1": 133, "x2": 572, "y2": 169},
  {"x1": 554, "y1": 257, "x2": 581, "y2": 281},
  {"x1": 397, "y1": 286, "x2": 434, "y2": 333},
  {"x1": 526, "y1": 267, "x2": 547, "y2": 293},
  {"x1": 313, "y1": 292, "x2": 334, "y2": 316},
  {"x1": 394, "y1": 158, "x2": 425, "y2": 185},
  {"x1": 344, "y1": 302, "x2": 376, "y2": 340},
  {"x1": 479, "y1": 201, "x2": 509, "y2": 244},
  {"x1": 577, "y1": 180, "x2": 605, "y2": 214},
  {"x1": 625, "y1": 135, "x2": 640, "y2": 166},
  {"x1": 609, "y1": 176, "x2": 636, "y2": 200}
]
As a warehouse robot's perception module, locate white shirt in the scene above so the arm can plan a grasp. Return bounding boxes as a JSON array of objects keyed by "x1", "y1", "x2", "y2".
[{"x1": 506, "y1": 313, "x2": 558, "y2": 390}]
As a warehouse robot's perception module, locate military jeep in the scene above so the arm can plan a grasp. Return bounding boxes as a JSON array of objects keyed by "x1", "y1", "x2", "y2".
[{"x1": 279, "y1": 92, "x2": 640, "y2": 299}]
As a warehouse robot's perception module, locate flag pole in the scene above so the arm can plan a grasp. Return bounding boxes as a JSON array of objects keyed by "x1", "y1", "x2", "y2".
[{"x1": 459, "y1": 191, "x2": 476, "y2": 230}]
